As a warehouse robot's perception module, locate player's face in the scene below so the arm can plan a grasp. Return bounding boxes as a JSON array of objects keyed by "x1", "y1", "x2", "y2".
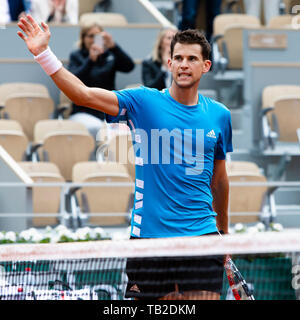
[{"x1": 168, "y1": 43, "x2": 211, "y2": 89}]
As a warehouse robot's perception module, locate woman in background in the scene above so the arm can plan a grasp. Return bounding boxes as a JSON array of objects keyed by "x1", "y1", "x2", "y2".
[
  {"x1": 67, "y1": 23, "x2": 135, "y2": 138},
  {"x1": 142, "y1": 27, "x2": 177, "y2": 91}
]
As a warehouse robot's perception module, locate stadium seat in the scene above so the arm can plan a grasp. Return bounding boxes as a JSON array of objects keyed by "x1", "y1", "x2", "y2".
[
  {"x1": 226, "y1": 160, "x2": 262, "y2": 175},
  {"x1": 0, "y1": 82, "x2": 49, "y2": 109},
  {"x1": 272, "y1": 96, "x2": 300, "y2": 142},
  {"x1": 0, "y1": 119, "x2": 28, "y2": 161},
  {"x1": 71, "y1": 161, "x2": 134, "y2": 226},
  {"x1": 18, "y1": 162, "x2": 65, "y2": 227},
  {"x1": 33, "y1": 120, "x2": 95, "y2": 181},
  {"x1": 261, "y1": 85, "x2": 300, "y2": 149},
  {"x1": 227, "y1": 167, "x2": 275, "y2": 225},
  {"x1": 268, "y1": 14, "x2": 295, "y2": 28},
  {"x1": 55, "y1": 91, "x2": 72, "y2": 119},
  {"x1": 284, "y1": 0, "x2": 300, "y2": 13},
  {"x1": 2, "y1": 94, "x2": 55, "y2": 142},
  {"x1": 79, "y1": 12, "x2": 128, "y2": 27},
  {"x1": 95, "y1": 121, "x2": 110, "y2": 148},
  {"x1": 97, "y1": 127, "x2": 135, "y2": 182},
  {"x1": 212, "y1": 14, "x2": 261, "y2": 72}
]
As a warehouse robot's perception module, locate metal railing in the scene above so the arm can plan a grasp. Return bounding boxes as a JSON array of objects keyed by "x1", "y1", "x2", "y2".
[{"x1": 0, "y1": 180, "x2": 299, "y2": 228}]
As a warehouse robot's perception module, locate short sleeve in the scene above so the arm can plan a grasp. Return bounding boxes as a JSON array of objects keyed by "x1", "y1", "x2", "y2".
[
  {"x1": 215, "y1": 110, "x2": 233, "y2": 160},
  {"x1": 106, "y1": 87, "x2": 144, "y2": 123}
]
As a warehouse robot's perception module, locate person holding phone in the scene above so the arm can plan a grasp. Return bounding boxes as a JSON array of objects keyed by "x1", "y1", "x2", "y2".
[{"x1": 67, "y1": 23, "x2": 135, "y2": 138}]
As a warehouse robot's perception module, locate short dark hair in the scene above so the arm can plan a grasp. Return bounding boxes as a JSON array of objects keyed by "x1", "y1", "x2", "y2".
[{"x1": 170, "y1": 29, "x2": 211, "y2": 61}]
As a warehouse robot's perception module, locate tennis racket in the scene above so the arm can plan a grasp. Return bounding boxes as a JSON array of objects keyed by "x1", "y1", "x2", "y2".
[
  {"x1": 224, "y1": 256, "x2": 255, "y2": 300},
  {"x1": 217, "y1": 231, "x2": 255, "y2": 300}
]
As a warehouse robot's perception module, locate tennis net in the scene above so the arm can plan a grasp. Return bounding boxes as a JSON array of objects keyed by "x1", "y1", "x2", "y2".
[{"x1": 0, "y1": 231, "x2": 299, "y2": 300}]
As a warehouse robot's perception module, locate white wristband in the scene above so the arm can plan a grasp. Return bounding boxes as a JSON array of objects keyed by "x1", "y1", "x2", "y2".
[{"x1": 34, "y1": 47, "x2": 62, "y2": 76}]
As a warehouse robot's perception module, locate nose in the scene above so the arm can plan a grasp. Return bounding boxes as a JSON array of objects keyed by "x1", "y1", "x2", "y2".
[{"x1": 179, "y1": 58, "x2": 189, "y2": 69}]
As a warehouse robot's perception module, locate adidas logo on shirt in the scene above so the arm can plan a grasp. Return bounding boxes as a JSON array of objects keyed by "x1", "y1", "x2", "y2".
[{"x1": 206, "y1": 130, "x2": 216, "y2": 139}]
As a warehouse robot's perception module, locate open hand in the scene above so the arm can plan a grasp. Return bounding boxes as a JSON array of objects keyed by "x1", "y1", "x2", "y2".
[{"x1": 17, "y1": 15, "x2": 50, "y2": 56}]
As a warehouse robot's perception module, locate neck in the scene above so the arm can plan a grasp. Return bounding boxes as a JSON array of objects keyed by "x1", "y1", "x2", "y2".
[{"x1": 169, "y1": 81, "x2": 199, "y2": 106}]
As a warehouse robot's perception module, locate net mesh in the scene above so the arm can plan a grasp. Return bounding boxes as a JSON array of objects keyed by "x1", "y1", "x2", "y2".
[{"x1": 0, "y1": 231, "x2": 299, "y2": 300}]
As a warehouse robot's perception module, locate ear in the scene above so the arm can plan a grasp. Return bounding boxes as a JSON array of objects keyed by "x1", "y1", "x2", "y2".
[
  {"x1": 202, "y1": 60, "x2": 212, "y2": 74},
  {"x1": 167, "y1": 57, "x2": 172, "y2": 71}
]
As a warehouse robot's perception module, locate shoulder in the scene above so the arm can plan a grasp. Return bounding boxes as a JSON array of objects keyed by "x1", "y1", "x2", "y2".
[
  {"x1": 117, "y1": 86, "x2": 160, "y2": 97},
  {"x1": 115, "y1": 86, "x2": 162, "y2": 102},
  {"x1": 113, "y1": 86, "x2": 163, "y2": 116},
  {"x1": 201, "y1": 95, "x2": 231, "y2": 117}
]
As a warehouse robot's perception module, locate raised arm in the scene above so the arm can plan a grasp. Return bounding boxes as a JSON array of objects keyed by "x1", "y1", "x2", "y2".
[{"x1": 17, "y1": 15, "x2": 119, "y2": 116}]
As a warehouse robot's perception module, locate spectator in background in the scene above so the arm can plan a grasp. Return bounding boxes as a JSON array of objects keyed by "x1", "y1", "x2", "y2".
[
  {"x1": 30, "y1": 0, "x2": 78, "y2": 24},
  {"x1": 178, "y1": 0, "x2": 222, "y2": 43},
  {"x1": 243, "y1": 0, "x2": 281, "y2": 25},
  {"x1": 67, "y1": 23, "x2": 135, "y2": 138},
  {"x1": 142, "y1": 27, "x2": 177, "y2": 90},
  {"x1": 0, "y1": 0, "x2": 30, "y2": 24}
]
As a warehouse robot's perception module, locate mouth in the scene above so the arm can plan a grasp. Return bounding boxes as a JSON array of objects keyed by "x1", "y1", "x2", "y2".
[{"x1": 178, "y1": 73, "x2": 191, "y2": 79}]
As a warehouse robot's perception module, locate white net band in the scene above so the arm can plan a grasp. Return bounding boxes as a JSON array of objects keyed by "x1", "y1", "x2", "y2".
[{"x1": 0, "y1": 231, "x2": 300, "y2": 261}]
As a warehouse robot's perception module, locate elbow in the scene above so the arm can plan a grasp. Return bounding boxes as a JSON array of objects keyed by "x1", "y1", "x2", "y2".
[
  {"x1": 123, "y1": 65, "x2": 135, "y2": 73},
  {"x1": 122, "y1": 60, "x2": 135, "y2": 73},
  {"x1": 129, "y1": 61, "x2": 135, "y2": 71},
  {"x1": 71, "y1": 95, "x2": 84, "y2": 107}
]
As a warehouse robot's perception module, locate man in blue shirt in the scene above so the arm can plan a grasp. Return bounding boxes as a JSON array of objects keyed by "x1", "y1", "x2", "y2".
[
  {"x1": 106, "y1": 84, "x2": 232, "y2": 240},
  {"x1": 18, "y1": 16, "x2": 232, "y2": 300}
]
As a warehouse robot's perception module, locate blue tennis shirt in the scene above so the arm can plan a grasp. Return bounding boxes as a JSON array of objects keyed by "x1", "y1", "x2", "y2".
[{"x1": 106, "y1": 86, "x2": 233, "y2": 238}]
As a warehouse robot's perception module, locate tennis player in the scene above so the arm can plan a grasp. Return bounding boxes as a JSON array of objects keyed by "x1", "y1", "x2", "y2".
[{"x1": 17, "y1": 15, "x2": 232, "y2": 300}]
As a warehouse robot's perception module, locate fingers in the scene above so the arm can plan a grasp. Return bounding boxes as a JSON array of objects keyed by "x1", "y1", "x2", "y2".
[
  {"x1": 92, "y1": 44, "x2": 104, "y2": 53},
  {"x1": 18, "y1": 16, "x2": 34, "y2": 36},
  {"x1": 17, "y1": 31, "x2": 26, "y2": 41},
  {"x1": 101, "y1": 32, "x2": 115, "y2": 49},
  {"x1": 41, "y1": 21, "x2": 49, "y2": 33},
  {"x1": 27, "y1": 14, "x2": 41, "y2": 31},
  {"x1": 100, "y1": 31, "x2": 109, "y2": 43},
  {"x1": 17, "y1": 23, "x2": 29, "y2": 40}
]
